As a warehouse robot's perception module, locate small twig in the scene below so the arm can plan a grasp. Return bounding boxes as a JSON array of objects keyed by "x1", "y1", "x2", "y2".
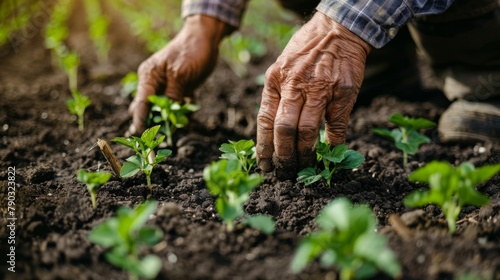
[
  {"x1": 456, "y1": 214, "x2": 479, "y2": 225},
  {"x1": 389, "y1": 214, "x2": 413, "y2": 240},
  {"x1": 97, "y1": 138, "x2": 122, "y2": 177}
]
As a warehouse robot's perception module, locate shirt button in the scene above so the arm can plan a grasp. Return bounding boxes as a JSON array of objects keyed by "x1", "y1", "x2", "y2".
[{"x1": 387, "y1": 27, "x2": 398, "y2": 38}]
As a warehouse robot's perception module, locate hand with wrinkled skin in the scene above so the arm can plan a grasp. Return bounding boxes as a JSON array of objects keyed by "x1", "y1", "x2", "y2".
[
  {"x1": 127, "y1": 15, "x2": 232, "y2": 136},
  {"x1": 256, "y1": 12, "x2": 371, "y2": 179}
]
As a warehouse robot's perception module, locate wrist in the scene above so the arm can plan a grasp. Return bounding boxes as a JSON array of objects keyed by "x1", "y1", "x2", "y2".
[
  {"x1": 184, "y1": 15, "x2": 233, "y2": 45},
  {"x1": 311, "y1": 12, "x2": 372, "y2": 55}
]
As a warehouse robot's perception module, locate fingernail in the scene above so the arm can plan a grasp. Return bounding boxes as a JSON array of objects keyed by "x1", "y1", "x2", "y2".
[
  {"x1": 126, "y1": 124, "x2": 136, "y2": 137},
  {"x1": 258, "y1": 159, "x2": 273, "y2": 172}
]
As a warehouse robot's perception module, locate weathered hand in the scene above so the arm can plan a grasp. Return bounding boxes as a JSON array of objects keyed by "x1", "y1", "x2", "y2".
[
  {"x1": 127, "y1": 15, "x2": 231, "y2": 135},
  {"x1": 256, "y1": 12, "x2": 371, "y2": 179}
]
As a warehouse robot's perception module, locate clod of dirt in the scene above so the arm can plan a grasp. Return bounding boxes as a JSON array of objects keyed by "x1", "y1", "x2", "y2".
[{"x1": 28, "y1": 164, "x2": 56, "y2": 184}]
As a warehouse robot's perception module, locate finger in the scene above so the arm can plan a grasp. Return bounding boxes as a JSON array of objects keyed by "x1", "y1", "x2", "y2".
[
  {"x1": 272, "y1": 83, "x2": 304, "y2": 179},
  {"x1": 297, "y1": 87, "x2": 329, "y2": 170},
  {"x1": 256, "y1": 65, "x2": 280, "y2": 172},
  {"x1": 325, "y1": 69, "x2": 358, "y2": 146},
  {"x1": 128, "y1": 60, "x2": 164, "y2": 136},
  {"x1": 296, "y1": 48, "x2": 336, "y2": 169}
]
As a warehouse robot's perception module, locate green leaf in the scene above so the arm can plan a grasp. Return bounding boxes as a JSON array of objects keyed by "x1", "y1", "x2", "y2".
[
  {"x1": 137, "y1": 226, "x2": 163, "y2": 245},
  {"x1": 245, "y1": 215, "x2": 275, "y2": 234},
  {"x1": 141, "y1": 125, "x2": 161, "y2": 145},
  {"x1": 290, "y1": 233, "x2": 329, "y2": 273},
  {"x1": 129, "y1": 200, "x2": 158, "y2": 233},
  {"x1": 372, "y1": 128, "x2": 395, "y2": 141},
  {"x1": 354, "y1": 233, "x2": 401, "y2": 277},
  {"x1": 322, "y1": 144, "x2": 348, "y2": 163},
  {"x1": 336, "y1": 150, "x2": 365, "y2": 170},
  {"x1": 112, "y1": 137, "x2": 138, "y2": 150},
  {"x1": 137, "y1": 255, "x2": 162, "y2": 279},
  {"x1": 297, "y1": 167, "x2": 322, "y2": 185},
  {"x1": 89, "y1": 219, "x2": 119, "y2": 247},
  {"x1": 389, "y1": 113, "x2": 436, "y2": 130},
  {"x1": 120, "y1": 162, "x2": 141, "y2": 178}
]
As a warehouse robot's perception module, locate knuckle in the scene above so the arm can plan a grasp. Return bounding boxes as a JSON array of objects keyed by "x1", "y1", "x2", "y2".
[
  {"x1": 256, "y1": 111, "x2": 275, "y2": 130},
  {"x1": 274, "y1": 122, "x2": 296, "y2": 138},
  {"x1": 298, "y1": 125, "x2": 318, "y2": 143}
]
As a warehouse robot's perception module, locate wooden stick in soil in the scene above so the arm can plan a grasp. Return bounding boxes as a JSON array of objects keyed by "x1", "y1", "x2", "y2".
[
  {"x1": 389, "y1": 214, "x2": 413, "y2": 241},
  {"x1": 97, "y1": 138, "x2": 122, "y2": 177}
]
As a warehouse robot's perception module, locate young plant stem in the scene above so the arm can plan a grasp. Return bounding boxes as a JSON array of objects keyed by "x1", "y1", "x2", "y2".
[
  {"x1": 90, "y1": 191, "x2": 97, "y2": 209},
  {"x1": 165, "y1": 120, "x2": 173, "y2": 147},
  {"x1": 340, "y1": 268, "x2": 355, "y2": 280},
  {"x1": 226, "y1": 220, "x2": 234, "y2": 232},
  {"x1": 403, "y1": 151, "x2": 408, "y2": 167},
  {"x1": 77, "y1": 112, "x2": 84, "y2": 131},
  {"x1": 146, "y1": 173, "x2": 152, "y2": 191}
]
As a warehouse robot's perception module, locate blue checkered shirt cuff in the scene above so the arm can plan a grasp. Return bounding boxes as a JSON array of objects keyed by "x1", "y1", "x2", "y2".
[
  {"x1": 317, "y1": 0, "x2": 455, "y2": 48},
  {"x1": 182, "y1": 0, "x2": 248, "y2": 28}
]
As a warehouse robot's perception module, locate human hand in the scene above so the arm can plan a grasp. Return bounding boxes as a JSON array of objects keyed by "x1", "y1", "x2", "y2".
[
  {"x1": 127, "y1": 15, "x2": 231, "y2": 136},
  {"x1": 256, "y1": 12, "x2": 371, "y2": 179}
]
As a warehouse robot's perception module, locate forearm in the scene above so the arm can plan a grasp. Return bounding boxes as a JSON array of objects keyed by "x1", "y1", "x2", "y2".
[{"x1": 316, "y1": 0, "x2": 456, "y2": 48}]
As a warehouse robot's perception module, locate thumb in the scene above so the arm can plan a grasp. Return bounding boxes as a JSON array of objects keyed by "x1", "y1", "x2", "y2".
[{"x1": 128, "y1": 60, "x2": 164, "y2": 136}]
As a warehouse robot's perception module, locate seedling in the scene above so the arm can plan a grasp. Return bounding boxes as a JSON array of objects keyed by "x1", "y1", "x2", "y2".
[
  {"x1": 89, "y1": 200, "x2": 163, "y2": 280},
  {"x1": 373, "y1": 113, "x2": 435, "y2": 166},
  {"x1": 67, "y1": 89, "x2": 91, "y2": 131},
  {"x1": 404, "y1": 161, "x2": 500, "y2": 233},
  {"x1": 291, "y1": 198, "x2": 401, "y2": 280},
  {"x1": 60, "y1": 51, "x2": 80, "y2": 91},
  {"x1": 120, "y1": 72, "x2": 138, "y2": 97},
  {"x1": 77, "y1": 169, "x2": 111, "y2": 209},
  {"x1": 297, "y1": 141, "x2": 365, "y2": 187},
  {"x1": 148, "y1": 95, "x2": 200, "y2": 147},
  {"x1": 203, "y1": 159, "x2": 265, "y2": 231},
  {"x1": 85, "y1": 0, "x2": 110, "y2": 62},
  {"x1": 219, "y1": 139, "x2": 256, "y2": 174},
  {"x1": 112, "y1": 125, "x2": 172, "y2": 191}
]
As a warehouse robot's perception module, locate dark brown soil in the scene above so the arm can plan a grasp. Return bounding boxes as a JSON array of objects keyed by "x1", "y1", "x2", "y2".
[{"x1": 0, "y1": 5, "x2": 499, "y2": 280}]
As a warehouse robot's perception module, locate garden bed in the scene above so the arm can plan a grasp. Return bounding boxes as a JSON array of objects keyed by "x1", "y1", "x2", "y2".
[{"x1": 1, "y1": 4, "x2": 500, "y2": 280}]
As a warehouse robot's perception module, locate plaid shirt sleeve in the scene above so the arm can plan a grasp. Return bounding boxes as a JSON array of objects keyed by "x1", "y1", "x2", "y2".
[
  {"x1": 317, "y1": 0, "x2": 456, "y2": 48},
  {"x1": 182, "y1": 0, "x2": 248, "y2": 28}
]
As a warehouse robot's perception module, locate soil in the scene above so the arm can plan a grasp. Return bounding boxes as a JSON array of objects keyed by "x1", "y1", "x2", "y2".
[{"x1": 1, "y1": 3, "x2": 500, "y2": 280}]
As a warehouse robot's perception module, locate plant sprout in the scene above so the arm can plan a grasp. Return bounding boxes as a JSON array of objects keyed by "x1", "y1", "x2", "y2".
[
  {"x1": 404, "y1": 161, "x2": 500, "y2": 233},
  {"x1": 112, "y1": 125, "x2": 172, "y2": 191},
  {"x1": 85, "y1": 0, "x2": 110, "y2": 62},
  {"x1": 219, "y1": 139, "x2": 256, "y2": 174},
  {"x1": 77, "y1": 169, "x2": 111, "y2": 209},
  {"x1": 203, "y1": 159, "x2": 267, "y2": 232},
  {"x1": 148, "y1": 95, "x2": 199, "y2": 147},
  {"x1": 89, "y1": 200, "x2": 163, "y2": 280},
  {"x1": 297, "y1": 141, "x2": 365, "y2": 187},
  {"x1": 291, "y1": 198, "x2": 401, "y2": 280},
  {"x1": 373, "y1": 113, "x2": 436, "y2": 166},
  {"x1": 120, "y1": 72, "x2": 139, "y2": 97},
  {"x1": 67, "y1": 89, "x2": 91, "y2": 131}
]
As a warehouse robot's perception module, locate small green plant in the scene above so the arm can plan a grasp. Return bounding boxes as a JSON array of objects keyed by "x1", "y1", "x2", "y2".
[
  {"x1": 297, "y1": 141, "x2": 365, "y2": 187},
  {"x1": 291, "y1": 198, "x2": 401, "y2": 280},
  {"x1": 219, "y1": 139, "x2": 256, "y2": 174},
  {"x1": 120, "y1": 72, "x2": 139, "y2": 97},
  {"x1": 203, "y1": 159, "x2": 274, "y2": 232},
  {"x1": 77, "y1": 169, "x2": 112, "y2": 209},
  {"x1": 67, "y1": 89, "x2": 91, "y2": 131},
  {"x1": 85, "y1": 0, "x2": 110, "y2": 62},
  {"x1": 404, "y1": 161, "x2": 500, "y2": 233},
  {"x1": 89, "y1": 200, "x2": 163, "y2": 280},
  {"x1": 60, "y1": 51, "x2": 80, "y2": 92},
  {"x1": 148, "y1": 95, "x2": 200, "y2": 147},
  {"x1": 372, "y1": 113, "x2": 436, "y2": 166},
  {"x1": 112, "y1": 125, "x2": 172, "y2": 191}
]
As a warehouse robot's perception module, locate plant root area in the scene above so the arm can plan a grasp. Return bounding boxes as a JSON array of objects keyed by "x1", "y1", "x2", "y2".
[{"x1": 1, "y1": 18, "x2": 500, "y2": 280}]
